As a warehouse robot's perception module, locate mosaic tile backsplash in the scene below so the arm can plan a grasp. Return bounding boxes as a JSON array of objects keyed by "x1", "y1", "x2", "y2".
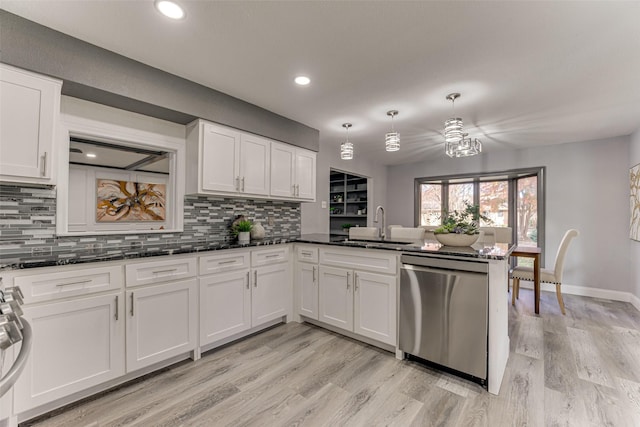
[{"x1": 0, "y1": 184, "x2": 301, "y2": 263}]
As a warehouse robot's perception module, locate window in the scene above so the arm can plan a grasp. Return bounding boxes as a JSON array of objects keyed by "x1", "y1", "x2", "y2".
[{"x1": 415, "y1": 167, "x2": 545, "y2": 261}]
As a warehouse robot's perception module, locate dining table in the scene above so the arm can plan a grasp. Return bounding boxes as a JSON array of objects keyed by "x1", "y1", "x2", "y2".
[{"x1": 511, "y1": 246, "x2": 542, "y2": 314}]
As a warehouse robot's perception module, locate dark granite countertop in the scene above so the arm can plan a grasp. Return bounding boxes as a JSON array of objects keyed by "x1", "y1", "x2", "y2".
[
  {"x1": 296, "y1": 233, "x2": 514, "y2": 261},
  {"x1": 0, "y1": 233, "x2": 514, "y2": 271},
  {"x1": 0, "y1": 237, "x2": 296, "y2": 270}
]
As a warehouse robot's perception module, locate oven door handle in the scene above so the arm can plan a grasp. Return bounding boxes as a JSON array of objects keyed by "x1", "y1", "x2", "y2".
[{"x1": 0, "y1": 318, "x2": 33, "y2": 398}]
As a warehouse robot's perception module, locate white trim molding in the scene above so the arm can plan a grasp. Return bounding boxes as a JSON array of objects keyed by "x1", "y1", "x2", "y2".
[{"x1": 516, "y1": 280, "x2": 640, "y2": 312}]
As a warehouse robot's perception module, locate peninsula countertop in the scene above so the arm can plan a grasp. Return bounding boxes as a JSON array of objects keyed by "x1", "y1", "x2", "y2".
[{"x1": 296, "y1": 233, "x2": 514, "y2": 260}]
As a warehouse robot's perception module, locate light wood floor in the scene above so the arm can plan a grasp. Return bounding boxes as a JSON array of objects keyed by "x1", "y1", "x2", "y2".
[{"x1": 24, "y1": 290, "x2": 640, "y2": 427}]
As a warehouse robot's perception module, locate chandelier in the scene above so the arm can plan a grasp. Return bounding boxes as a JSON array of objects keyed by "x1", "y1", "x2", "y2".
[
  {"x1": 385, "y1": 110, "x2": 400, "y2": 152},
  {"x1": 444, "y1": 93, "x2": 482, "y2": 157},
  {"x1": 340, "y1": 123, "x2": 353, "y2": 160}
]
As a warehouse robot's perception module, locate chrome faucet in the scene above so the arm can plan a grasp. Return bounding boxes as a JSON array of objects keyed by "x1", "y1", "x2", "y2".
[{"x1": 374, "y1": 205, "x2": 386, "y2": 240}]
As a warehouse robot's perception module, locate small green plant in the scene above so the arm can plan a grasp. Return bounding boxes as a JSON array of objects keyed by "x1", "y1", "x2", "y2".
[
  {"x1": 434, "y1": 202, "x2": 491, "y2": 235},
  {"x1": 232, "y1": 219, "x2": 253, "y2": 235},
  {"x1": 341, "y1": 223, "x2": 354, "y2": 229}
]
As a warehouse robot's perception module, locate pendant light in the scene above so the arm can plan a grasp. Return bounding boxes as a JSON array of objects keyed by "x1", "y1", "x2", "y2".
[
  {"x1": 385, "y1": 110, "x2": 400, "y2": 152},
  {"x1": 444, "y1": 93, "x2": 482, "y2": 157},
  {"x1": 340, "y1": 123, "x2": 354, "y2": 160}
]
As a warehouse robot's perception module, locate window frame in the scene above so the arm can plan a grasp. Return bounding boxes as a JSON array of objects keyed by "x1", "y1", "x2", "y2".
[{"x1": 414, "y1": 167, "x2": 546, "y2": 264}]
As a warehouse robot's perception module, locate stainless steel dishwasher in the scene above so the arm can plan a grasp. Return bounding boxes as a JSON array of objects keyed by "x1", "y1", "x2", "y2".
[{"x1": 399, "y1": 254, "x2": 488, "y2": 384}]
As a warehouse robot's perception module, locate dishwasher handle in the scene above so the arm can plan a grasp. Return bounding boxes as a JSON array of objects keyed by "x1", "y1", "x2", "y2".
[{"x1": 401, "y1": 262, "x2": 487, "y2": 277}]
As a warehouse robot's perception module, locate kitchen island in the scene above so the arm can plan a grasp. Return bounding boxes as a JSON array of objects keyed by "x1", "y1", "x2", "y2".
[{"x1": 294, "y1": 233, "x2": 513, "y2": 395}]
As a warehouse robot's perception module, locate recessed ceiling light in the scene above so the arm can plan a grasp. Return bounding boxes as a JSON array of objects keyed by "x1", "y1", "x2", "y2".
[
  {"x1": 294, "y1": 76, "x2": 311, "y2": 86},
  {"x1": 155, "y1": 0, "x2": 185, "y2": 20},
  {"x1": 86, "y1": 153, "x2": 97, "y2": 158}
]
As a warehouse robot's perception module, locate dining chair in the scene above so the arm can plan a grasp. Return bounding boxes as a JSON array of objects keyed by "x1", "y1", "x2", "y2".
[
  {"x1": 389, "y1": 227, "x2": 425, "y2": 240},
  {"x1": 510, "y1": 229, "x2": 579, "y2": 315},
  {"x1": 348, "y1": 227, "x2": 379, "y2": 239}
]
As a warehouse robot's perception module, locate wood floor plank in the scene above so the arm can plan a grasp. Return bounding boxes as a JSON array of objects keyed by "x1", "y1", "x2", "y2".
[
  {"x1": 567, "y1": 326, "x2": 615, "y2": 388},
  {"x1": 24, "y1": 293, "x2": 640, "y2": 427}
]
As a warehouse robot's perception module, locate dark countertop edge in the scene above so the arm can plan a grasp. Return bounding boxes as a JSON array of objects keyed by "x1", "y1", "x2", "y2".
[
  {"x1": 295, "y1": 234, "x2": 514, "y2": 261},
  {"x1": 1, "y1": 235, "x2": 514, "y2": 271},
  {"x1": 0, "y1": 238, "x2": 296, "y2": 270}
]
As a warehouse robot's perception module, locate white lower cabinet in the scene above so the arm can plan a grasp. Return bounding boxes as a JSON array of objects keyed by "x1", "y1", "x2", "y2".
[
  {"x1": 353, "y1": 271, "x2": 397, "y2": 345},
  {"x1": 318, "y1": 266, "x2": 353, "y2": 329},
  {"x1": 252, "y1": 263, "x2": 289, "y2": 325},
  {"x1": 125, "y1": 279, "x2": 197, "y2": 372},
  {"x1": 14, "y1": 292, "x2": 125, "y2": 413},
  {"x1": 315, "y1": 247, "x2": 398, "y2": 347},
  {"x1": 199, "y1": 269, "x2": 251, "y2": 346},
  {"x1": 199, "y1": 247, "x2": 291, "y2": 349},
  {"x1": 296, "y1": 262, "x2": 318, "y2": 320}
]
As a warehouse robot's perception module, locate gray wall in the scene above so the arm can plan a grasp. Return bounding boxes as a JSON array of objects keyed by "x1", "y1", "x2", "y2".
[
  {"x1": 387, "y1": 136, "x2": 631, "y2": 293},
  {"x1": 631, "y1": 129, "x2": 640, "y2": 299},
  {"x1": 301, "y1": 143, "x2": 387, "y2": 234},
  {"x1": 0, "y1": 10, "x2": 319, "y2": 151}
]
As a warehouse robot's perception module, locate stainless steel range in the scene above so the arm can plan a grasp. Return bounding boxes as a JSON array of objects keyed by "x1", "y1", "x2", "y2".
[{"x1": 1, "y1": 278, "x2": 31, "y2": 426}]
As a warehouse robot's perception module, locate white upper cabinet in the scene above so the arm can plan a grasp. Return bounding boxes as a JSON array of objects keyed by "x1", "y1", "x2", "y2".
[
  {"x1": 187, "y1": 119, "x2": 315, "y2": 201},
  {"x1": 186, "y1": 120, "x2": 270, "y2": 197},
  {"x1": 0, "y1": 64, "x2": 61, "y2": 184},
  {"x1": 270, "y1": 141, "x2": 316, "y2": 201}
]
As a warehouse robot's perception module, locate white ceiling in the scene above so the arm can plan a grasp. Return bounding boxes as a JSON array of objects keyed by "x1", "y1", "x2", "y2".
[{"x1": 3, "y1": 1, "x2": 640, "y2": 166}]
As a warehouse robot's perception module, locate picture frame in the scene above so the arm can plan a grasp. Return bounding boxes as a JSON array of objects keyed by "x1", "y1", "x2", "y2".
[{"x1": 96, "y1": 179, "x2": 166, "y2": 222}]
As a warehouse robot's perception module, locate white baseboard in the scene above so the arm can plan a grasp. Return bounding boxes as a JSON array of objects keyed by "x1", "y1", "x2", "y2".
[
  {"x1": 631, "y1": 293, "x2": 640, "y2": 312},
  {"x1": 517, "y1": 280, "x2": 640, "y2": 312}
]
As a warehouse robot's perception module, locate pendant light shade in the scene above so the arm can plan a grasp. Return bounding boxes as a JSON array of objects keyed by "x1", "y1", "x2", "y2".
[
  {"x1": 340, "y1": 123, "x2": 354, "y2": 160},
  {"x1": 444, "y1": 93, "x2": 482, "y2": 157},
  {"x1": 385, "y1": 110, "x2": 400, "y2": 152}
]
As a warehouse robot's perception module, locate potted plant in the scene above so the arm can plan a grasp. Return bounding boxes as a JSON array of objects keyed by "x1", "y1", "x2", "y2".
[
  {"x1": 433, "y1": 202, "x2": 491, "y2": 246},
  {"x1": 232, "y1": 219, "x2": 253, "y2": 244},
  {"x1": 341, "y1": 223, "x2": 354, "y2": 231}
]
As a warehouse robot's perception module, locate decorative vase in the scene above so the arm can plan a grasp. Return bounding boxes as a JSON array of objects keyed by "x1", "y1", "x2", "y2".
[
  {"x1": 238, "y1": 231, "x2": 250, "y2": 244},
  {"x1": 250, "y1": 221, "x2": 266, "y2": 240},
  {"x1": 434, "y1": 233, "x2": 480, "y2": 247}
]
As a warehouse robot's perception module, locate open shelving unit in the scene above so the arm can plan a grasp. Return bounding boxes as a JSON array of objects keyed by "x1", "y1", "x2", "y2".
[{"x1": 329, "y1": 170, "x2": 368, "y2": 236}]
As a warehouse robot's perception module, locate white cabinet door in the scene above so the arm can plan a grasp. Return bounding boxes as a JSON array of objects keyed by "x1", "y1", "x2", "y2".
[
  {"x1": 296, "y1": 262, "x2": 318, "y2": 320},
  {"x1": 201, "y1": 123, "x2": 241, "y2": 193},
  {"x1": 14, "y1": 292, "x2": 125, "y2": 413},
  {"x1": 199, "y1": 269, "x2": 251, "y2": 346},
  {"x1": 270, "y1": 142, "x2": 295, "y2": 198},
  {"x1": 295, "y1": 149, "x2": 316, "y2": 200},
  {"x1": 318, "y1": 266, "x2": 353, "y2": 331},
  {"x1": 0, "y1": 64, "x2": 61, "y2": 183},
  {"x1": 353, "y1": 271, "x2": 397, "y2": 346},
  {"x1": 126, "y1": 279, "x2": 197, "y2": 372},
  {"x1": 252, "y1": 263, "x2": 289, "y2": 326},
  {"x1": 240, "y1": 134, "x2": 270, "y2": 196}
]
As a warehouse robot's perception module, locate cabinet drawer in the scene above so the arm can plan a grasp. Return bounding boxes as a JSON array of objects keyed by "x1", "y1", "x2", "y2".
[
  {"x1": 251, "y1": 246, "x2": 290, "y2": 267},
  {"x1": 296, "y1": 245, "x2": 318, "y2": 263},
  {"x1": 199, "y1": 250, "x2": 250, "y2": 275},
  {"x1": 14, "y1": 265, "x2": 123, "y2": 304},
  {"x1": 320, "y1": 247, "x2": 397, "y2": 274},
  {"x1": 125, "y1": 256, "x2": 196, "y2": 287}
]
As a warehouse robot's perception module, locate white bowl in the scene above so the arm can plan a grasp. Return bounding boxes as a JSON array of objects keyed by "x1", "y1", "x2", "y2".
[{"x1": 434, "y1": 233, "x2": 480, "y2": 247}]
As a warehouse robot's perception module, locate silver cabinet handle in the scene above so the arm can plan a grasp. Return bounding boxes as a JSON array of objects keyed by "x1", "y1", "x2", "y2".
[
  {"x1": 241, "y1": 177, "x2": 245, "y2": 192},
  {"x1": 296, "y1": 184, "x2": 300, "y2": 197},
  {"x1": 301, "y1": 251, "x2": 312, "y2": 256},
  {"x1": 56, "y1": 279, "x2": 91, "y2": 287},
  {"x1": 236, "y1": 176, "x2": 240, "y2": 191},
  {"x1": 115, "y1": 295, "x2": 119, "y2": 320},
  {"x1": 292, "y1": 185, "x2": 296, "y2": 196},
  {"x1": 346, "y1": 272, "x2": 351, "y2": 290},
  {"x1": 130, "y1": 293, "x2": 134, "y2": 317},
  {"x1": 246, "y1": 271, "x2": 250, "y2": 289},
  {"x1": 265, "y1": 254, "x2": 280, "y2": 259},
  {"x1": 354, "y1": 272, "x2": 359, "y2": 291},
  {"x1": 312, "y1": 266, "x2": 316, "y2": 283},
  {"x1": 254, "y1": 270, "x2": 258, "y2": 287},
  {"x1": 219, "y1": 260, "x2": 236, "y2": 265},
  {"x1": 41, "y1": 152, "x2": 47, "y2": 177}
]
